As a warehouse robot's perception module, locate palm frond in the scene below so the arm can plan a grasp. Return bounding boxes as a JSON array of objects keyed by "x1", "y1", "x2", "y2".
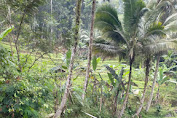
[
  {"x1": 143, "y1": 39, "x2": 177, "y2": 55},
  {"x1": 96, "y1": 4, "x2": 122, "y2": 28},
  {"x1": 156, "y1": 0, "x2": 172, "y2": 9},
  {"x1": 139, "y1": 9, "x2": 177, "y2": 39},
  {"x1": 146, "y1": 0, "x2": 156, "y2": 8},
  {"x1": 144, "y1": 0, "x2": 174, "y2": 26},
  {"x1": 163, "y1": 13, "x2": 177, "y2": 25},
  {"x1": 145, "y1": 22, "x2": 166, "y2": 37},
  {"x1": 123, "y1": 0, "x2": 146, "y2": 36},
  {"x1": 139, "y1": 8, "x2": 149, "y2": 17},
  {"x1": 147, "y1": 0, "x2": 173, "y2": 10},
  {"x1": 95, "y1": 4, "x2": 125, "y2": 44},
  {"x1": 164, "y1": 20, "x2": 177, "y2": 33},
  {"x1": 92, "y1": 43, "x2": 126, "y2": 59}
]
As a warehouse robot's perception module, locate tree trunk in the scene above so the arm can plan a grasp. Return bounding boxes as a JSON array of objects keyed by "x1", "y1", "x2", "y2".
[
  {"x1": 51, "y1": 0, "x2": 53, "y2": 15},
  {"x1": 99, "y1": 73, "x2": 103, "y2": 112},
  {"x1": 118, "y1": 57, "x2": 134, "y2": 118},
  {"x1": 146, "y1": 56, "x2": 160, "y2": 112},
  {"x1": 15, "y1": 11, "x2": 26, "y2": 72},
  {"x1": 53, "y1": 0, "x2": 82, "y2": 118},
  {"x1": 50, "y1": 0, "x2": 53, "y2": 40},
  {"x1": 134, "y1": 57, "x2": 151, "y2": 117},
  {"x1": 114, "y1": 89, "x2": 120, "y2": 115},
  {"x1": 54, "y1": 89, "x2": 59, "y2": 113},
  {"x1": 82, "y1": 0, "x2": 96, "y2": 100},
  {"x1": 155, "y1": 85, "x2": 160, "y2": 104},
  {"x1": 7, "y1": 5, "x2": 13, "y2": 56}
]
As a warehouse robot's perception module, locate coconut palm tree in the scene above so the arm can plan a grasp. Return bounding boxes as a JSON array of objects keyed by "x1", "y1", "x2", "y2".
[
  {"x1": 134, "y1": 38, "x2": 177, "y2": 116},
  {"x1": 94, "y1": 1, "x2": 147, "y2": 117},
  {"x1": 94, "y1": 0, "x2": 177, "y2": 117},
  {"x1": 134, "y1": 0, "x2": 177, "y2": 115},
  {"x1": 145, "y1": 2, "x2": 177, "y2": 111}
]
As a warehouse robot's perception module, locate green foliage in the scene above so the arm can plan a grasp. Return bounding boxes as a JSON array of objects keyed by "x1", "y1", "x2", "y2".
[
  {"x1": 92, "y1": 56, "x2": 97, "y2": 71},
  {"x1": 123, "y1": 0, "x2": 145, "y2": 36},
  {"x1": 145, "y1": 21, "x2": 165, "y2": 37},
  {"x1": 106, "y1": 65, "x2": 119, "y2": 81},
  {"x1": 0, "y1": 26, "x2": 14, "y2": 41},
  {"x1": 0, "y1": 45, "x2": 55, "y2": 118},
  {"x1": 6, "y1": 0, "x2": 45, "y2": 15},
  {"x1": 158, "y1": 67, "x2": 169, "y2": 85},
  {"x1": 0, "y1": 76, "x2": 54, "y2": 118},
  {"x1": 0, "y1": 46, "x2": 18, "y2": 80},
  {"x1": 95, "y1": 4, "x2": 125, "y2": 43},
  {"x1": 61, "y1": 31, "x2": 74, "y2": 49},
  {"x1": 66, "y1": 50, "x2": 71, "y2": 67},
  {"x1": 0, "y1": 0, "x2": 177, "y2": 118},
  {"x1": 107, "y1": 72, "x2": 115, "y2": 86},
  {"x1": 92, "y1": 56, "x2": 101, "y2": 71}
]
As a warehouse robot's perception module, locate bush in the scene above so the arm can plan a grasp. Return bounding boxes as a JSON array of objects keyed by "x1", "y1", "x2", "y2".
[{"x1": 0, "y1": 46, "x2": 55, "y2": 118}]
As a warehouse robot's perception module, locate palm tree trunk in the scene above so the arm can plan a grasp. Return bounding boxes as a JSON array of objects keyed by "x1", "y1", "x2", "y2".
[
  {"x1": 118, "y1": 57, "x2": 134, "y2": 118},
  {"x1": 82, "y1": 0, "x2": 96, "y2": 100},
  {"x1": 53, "y1": 0, "x2": 82, "y2": 117},
  {"x1": 134, "y1": 57, "x2": 151, "y2": 117},
  {"x1": 146, "y1": 56, "x2": 160, "y2": 112}
]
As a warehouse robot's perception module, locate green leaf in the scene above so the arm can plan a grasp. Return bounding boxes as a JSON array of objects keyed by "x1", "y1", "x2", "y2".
[
  {"x1": 167, "y1": 79, "x2": 177, "y2": 84},
  {"x1": 95, "y1": 4, "x2": 125, "y2": 43},
  {"x1": 62, "y1": 65, "x2": 67, "y2": 69},
  {"x1": 107, "y1": 73, "x2": 115, "y2": 86},
  {"x1": 159, "y1": 68, "x2": 163, "y2": 81},
  {"x1": 0, "y1": 26, "x2": 14, "y2": 41},
  {"x1": 97, "y1": 57, "x2": 101, "y2": 63},
  {"x1": 160, "y1": 76, "x2": 169, "y2": 85},
  {"x1": 92, "y1": 56, "x2": 97, "y2": 71},
  {"x1": 124, "y1": 0, "x2": 145, "y2": 35},
  {"x1": 66, "y1": 50, "x2": 71, "y2": 67}
]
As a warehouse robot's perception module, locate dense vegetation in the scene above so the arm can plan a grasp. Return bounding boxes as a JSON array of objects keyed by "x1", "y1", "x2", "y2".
[{"x1": 0, "y1": 0, "x2": 177, "y2": 118}]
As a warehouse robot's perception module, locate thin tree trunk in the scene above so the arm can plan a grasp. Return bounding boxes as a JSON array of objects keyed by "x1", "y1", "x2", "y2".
[
  {"x1": 8, "y1": 35, "x2": 13, "y2": 55},
  {"x1": 50, "y1": 0, "x2": 53, "y2": 40},
  {"x1": 99, "y1": 73, "x2": 103, "y2": 112},
  {"x1": 51, "y1": 0, "x2": 53, "y2": 16},
  {"x1": 155, "y1": 86, "x2": 160, "y2": 104},
  {"x1": 134, "y1": 57, "x2": 151, "y2": 117},
  {"x1": 82, "y1": 0, "x2": 96, "y2": 100},
  {"x1": 28, "y1": 52, "x2": 46, "y2": 72},
  {"x1": 118, "y1": 57, "x2": 134, "y2": 118},
  {"x1": 53, "y1": 0, "x2": 82, "y2": 117},
  {"x1": 93, "y1": 76, "x2": 97, "y2": 105},
  {"x1": 146, "y1": 56, "x2": 160, "y2": 112},
  {"x1": 7, "y1": 5, "x2": 13, "y2": 56},
  {"x1": 15, "y1": 12, "x2": 26, "y2": 72},
  {"x1": 114, "y1": 89, "x2": 120, "y2": 115},
  {"x1": 54, "y1": 88, "x2": 59, "y2": 113}
]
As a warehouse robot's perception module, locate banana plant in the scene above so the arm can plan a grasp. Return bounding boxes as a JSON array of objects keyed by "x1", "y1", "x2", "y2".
[
  {"x1": 106, "y1": 66, "x2": 125, "y2": 115},
  {"x1": 156, "y1": 65, "x2": 171, "y2": 104},
  {"x1": 158, "y1": 67, "x2": 169, "y2": 85}
]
